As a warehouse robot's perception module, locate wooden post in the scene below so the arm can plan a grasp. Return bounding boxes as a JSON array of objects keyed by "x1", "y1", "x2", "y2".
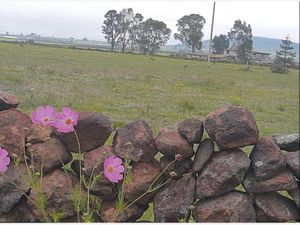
[{"x1": 208, "y1": 1, "x2": 216, "y2": 64}]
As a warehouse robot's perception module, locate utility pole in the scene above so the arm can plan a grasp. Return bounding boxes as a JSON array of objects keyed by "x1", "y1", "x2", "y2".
[{"x1": 208, "y1": 1, "x2": 216, "y2": 64}]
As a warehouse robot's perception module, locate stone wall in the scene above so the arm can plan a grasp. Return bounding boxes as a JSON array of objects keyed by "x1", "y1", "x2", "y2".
[{"x1": 0, "y1": 91, "x2": 299, "y2": 222}]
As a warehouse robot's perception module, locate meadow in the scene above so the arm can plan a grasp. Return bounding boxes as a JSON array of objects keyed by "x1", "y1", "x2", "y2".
[
  {"x1": 0, "y1": 41, "x2": 299, "y2": 221},
  {"x1": 0, "y1": 42, "x2": 299, "y2": 136}
]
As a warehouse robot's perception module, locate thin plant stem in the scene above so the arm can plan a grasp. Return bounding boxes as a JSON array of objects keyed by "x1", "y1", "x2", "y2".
[
  {"x1": 124, "y1": 159, "x2": 176, "y2": 210},
  {"x1": 74, "y1": 130, "x2": 82, "y2": 194}
]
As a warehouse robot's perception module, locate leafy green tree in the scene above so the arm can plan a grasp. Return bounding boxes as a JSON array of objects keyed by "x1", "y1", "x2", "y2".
[
  {"x1": 228, "y1": 19, "x2": 253, "y2": 63},
  {"x1": 102, "y1": 10, "x2": 122, "y2": 51},
  {"x1": 212, "y1": 34, "x2": 229, "y2": 54},
  {"x1": 137, "y1": 18, "x2": 171, "y2": 55},
  {"x1": 174, "y1": 14, "x2": 206, "y2": 53},
  {"x1": 128, "y1": 13, "x2": 144, "y2": 51},
  {"x1": 275, "y1": 35, "x2": 296, "y2": 67}
]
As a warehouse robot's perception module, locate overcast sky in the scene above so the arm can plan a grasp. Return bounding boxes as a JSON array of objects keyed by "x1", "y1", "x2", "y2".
[{"x1": 0, "y1": 0, "x2": 298, "y2": 44}]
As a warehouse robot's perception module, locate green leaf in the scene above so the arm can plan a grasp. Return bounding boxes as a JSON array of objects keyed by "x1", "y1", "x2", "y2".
[{"x1": 71, "y1": 152, "x2": 85, "y2": 161}]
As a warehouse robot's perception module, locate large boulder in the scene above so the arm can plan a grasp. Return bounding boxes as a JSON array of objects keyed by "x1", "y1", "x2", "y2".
[
  {"x1": 0, "y1": 164, "x2": 30, "y2": 214},
  {"x1": 28, "y1": 136, "x2": 71, "y2": 175},
  {"x1": 100, "y1": 201, "x2": 147, "y2": 222},
  {"x1": 193, "y1": 191, "x2": 256, "y2": 222},
  {"x1": 243, "y1": 170, "x2": 298, "y2": 193},
  {"x1": 203, "y1": 106, "x2": 259, "y2": 149},
  {"x1": 124, "y1": 160, "x2": 162, "y2": 205},
  {"x1": 254, "y1": 192, "x2": 299, "y2": 222},
  {"x1": 113, "y1": 120, "x2": 157, "y2": 162},
  {"x1": 285, "y1": 151, "x2": 300, "y2": 179},
  {"x1": 83, "y1": 146, "x2": 116, "y2": 199},
  {"x1": 0, "y1": 109, "x2": 32, "y2": 161},
  {"x1": 159, "y1": 156, "x2": 192, "y2": 178},
  {"x1": 249, "y1": 137, "x2": 286, "y2": 180},
  {"x1": 28, "y1": 169, "x2": 80, "y2": 221},
  {"x1": 58, "y1": 112, "x2": 112, "y2": 153},
  {"x1": 155, "y1": 130, "x2": 194, "y2": 160},
  {"x1": 178, "y1": 118, "x2": 204, "y2": 144},
  {"x1": 196, "y1": 149, "x2": 250, "y2": 199},
  {"x1": 26, "y1": 124, "x2": 53, "y2": 144},
  {"x1": 272, "y1": 133, "x2": 299, "y2": 152},
  {"x1": 153, "y1": 173, "x2": 195, "y2": 222},
  {"x1": 288, "y1": 186, "x2": 300, "y2": 208},
  {"x1": 0, "y1": 92, "x2": 20, "y2": 111},
  {"x1": 192, "y1": 138, "x2": 214, "y2": 177}
]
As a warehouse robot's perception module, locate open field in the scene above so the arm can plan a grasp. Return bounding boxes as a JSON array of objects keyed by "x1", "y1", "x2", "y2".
[
  {"x1": 0, "y1": 41, "x2": 299, "y2": 221},
  {"x1": 1, "y1": 42, "x2": 299, "y2": 137}
]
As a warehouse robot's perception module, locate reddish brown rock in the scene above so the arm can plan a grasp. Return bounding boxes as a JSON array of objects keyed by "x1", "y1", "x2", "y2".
[
  {"x1": 192, "y1": 138, "x2": 214, "y2": 177},
  {"x1": 155, "y1": 130, "x2": 194, "y2": 160},
  {"x1": 285, "y1": 151, "x2": 300, "y2": 179},
  {"x1": 250, "y1": 137, "x2": 286, "y2": 180},
  {"x1": 254, "y1": 192, "x2": 299, "y2": 222},
  {"x1": 153, "y1": 173, "x2": 196, "y2": 222},
  {"x1": 243, "y1": 170, "x2": 298, "y2": 193},
  {"x1": 288, "y1": 187, "x2": 300, "y2": 208},
  {"x1": 113, "y1": 120, "x2": 157, "y2": 162},
  {"x1": 273, "y1": 133, "x2": 299, "y2": 152},
  {"x1": 26, "y1": 124, "x2": 53, "y2": 144},
  {"x1": 0, "y1": 92, "x2": 20, "y2": 111},
  {"x1": 196, "y1": 149, "x2": 250, "y2": 199},
  {"x1": 0, "y1": 109, "x2": 32, "y2": 161},
  {"x1": 124, "y1": 160, "x2": 162, "y2": 205},
  {"x1": 83, "y1": 146, "x2": 117, "y2": 199},
  {"x1": 28, "y1": 169, "x2": 79, "y2": 221},
  {"x1": 193, "y1": 191, "x2": 256, "y2": 222},
  {"x1": 0, "y1": 164, "x2": 30, "y2": 214},
  {"x1": 100, "y1": 201, "x2": 147, "y2": 222},
  {"x1": 28, "y1": 136, "x2": 71, "y2": 174},
  {"x1": 160, "y1": 156, "x2": 192, "y2": 178},
  {"x1": 203, "y1": 106, "x2": 259, "y2": 149},
  {"x1": 178, "y1": 118, "x2": 204, "y2": 143},
  {"x1": 58, "y1": 112, "x2": 112, "y2": 153}
]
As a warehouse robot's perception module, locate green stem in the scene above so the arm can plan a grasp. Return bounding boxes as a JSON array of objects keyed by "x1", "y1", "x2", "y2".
[
  {"x1": 124, "y1": 159, "x2": 176, "y2": 210},
  {"x1": 74, "y1": 130, "x2": 82, "y2": 194}
]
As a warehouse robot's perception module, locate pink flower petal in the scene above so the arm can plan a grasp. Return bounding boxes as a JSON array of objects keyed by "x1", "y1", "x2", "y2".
[
  {"x1": 112, "y1": 157, "x2": 122, "y2": 167},
  {"x1": 114, "y1": 165, "x2": 125, "y2": 173}
]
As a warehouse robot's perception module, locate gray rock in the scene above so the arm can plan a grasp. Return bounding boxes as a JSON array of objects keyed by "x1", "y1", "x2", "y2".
[
  {"x1": 288, "y1": 186, "x2": 300, "y2": 208},
  {"x1": 193, "y1": 191, "x2": 256, "y2": 222},
  {"x1": 0, "y1": 91, "x2": 20, "y2": 111},
  {"x1": 196, "y1": 149, "x2": 250, "y2": 199},
  {"x1": 178, "y1": 118, "x2": 204, "y2": 144},
  {"x1": 160, "y1": 156, "x2": 192, "y2": 178},
  {"x1": 0, "y1": 164, "x2": 30, "y2": 214},
  {"x1": 273, "y1": 133, "x2": 299, "y2": 151},
  {"x1": 153, "y1": 173, "x2": 195, "y2": 222},
  {"x1": 203, "y1": 105, "x2": 259, "y2": 149},
  {"x1": 155, "y1": 130, "x2": 194, "y2": 160},
  {"x1": 285, "y1": 151, "x2": 300, "y2": 179},
  {"x1": 113, "y1": 120, "x2": 157, "y2": 162},
  {"x1": 249, "y1": 137, "x2": 286, "y2": 180},
  {"x1": 243, "y1": 170, "x2": 298, "y2": 193},
  {"x1": 254, "y1": 192, "x2": 299, "y2": 222},
  {"x1": 192, "y1": 138, "x2": 214, "y2": 177},
  {"x1": 58, "y1": 112, "x2": 112, "y2": 153}
]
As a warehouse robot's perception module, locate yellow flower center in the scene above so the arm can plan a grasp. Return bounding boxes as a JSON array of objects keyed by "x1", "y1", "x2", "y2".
[
  {"x1": 65, "y1": 118, "x2": 72, "y2": 125},
  {"x1": 107, "y1": 166, "x2": 114, "y2": 173}
]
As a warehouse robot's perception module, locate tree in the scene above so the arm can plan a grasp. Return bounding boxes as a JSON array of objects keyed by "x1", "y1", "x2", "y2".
[
  {"x1": 128, "y1": 13, "x2": 144, "y2": 51},
  {"x1": 174, "y1": 14, "x2": 206, "y2": 53},
  {"x1": 102, "y1": 10, "x2": 122, "y2": 51},
  {"x1": 137, "y1": 18, "x2": 171, "y2": 55},
  {"x1": 212, "y1": 34, "x2": 229, "y2": 54},
  {"x1": 228, "y1": 20, "x2": 253, "y2": 63},
  {"x1": 275, "y1": 35, "x2": 296, "y2": 67}
]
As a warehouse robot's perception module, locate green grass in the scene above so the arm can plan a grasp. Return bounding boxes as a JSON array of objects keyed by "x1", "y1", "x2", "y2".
[
  {"x1": 0, "y1": 42, "x2": 299, "y2": 221},
  {"x1": 0, "y1": 42, "x2": 298, "y2": 137}
]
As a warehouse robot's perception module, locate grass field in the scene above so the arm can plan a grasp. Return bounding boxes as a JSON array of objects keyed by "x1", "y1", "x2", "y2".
[
  {"x1": 0, "y1": 42, "x2": 299, "y2": 221},
  {"x1": 1, "y1": 42, "x2": 299, "y2": 137}
]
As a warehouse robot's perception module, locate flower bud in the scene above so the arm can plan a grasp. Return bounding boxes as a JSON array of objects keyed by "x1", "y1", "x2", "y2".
[{"x1": 175, "y1": 154, "x2": 182, "y2": 161}]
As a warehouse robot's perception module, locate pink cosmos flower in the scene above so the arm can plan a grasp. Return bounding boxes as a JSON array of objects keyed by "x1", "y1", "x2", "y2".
[
  {"x1": 0, "y1": 147, "x2": 10, "y2": 173},
  {"x1": 104, "y1": 156, "x2": 124, "y2": 183},
  {"x1": 31, "y1": 106, "x2": 57, "y2": 126},
  {"x1": 53, "y1": 107, "x2": 79, "y2": 133}
]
